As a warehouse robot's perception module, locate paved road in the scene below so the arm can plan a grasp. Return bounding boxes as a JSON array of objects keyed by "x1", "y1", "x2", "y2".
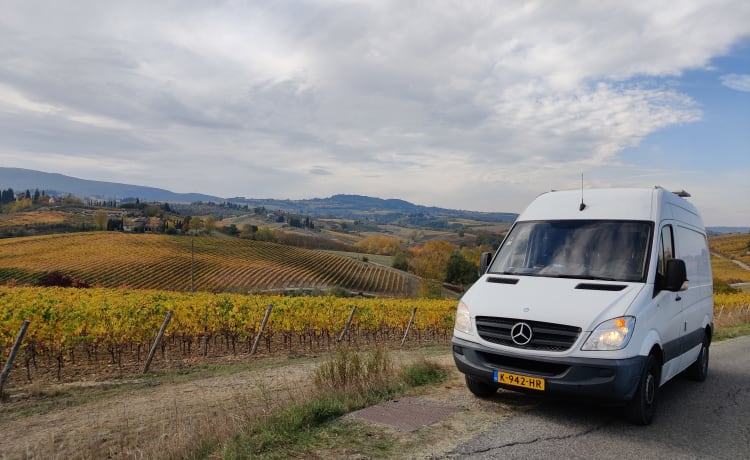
[{"x1": 450, "y1": 336, "x2": 750, "y2": 459}]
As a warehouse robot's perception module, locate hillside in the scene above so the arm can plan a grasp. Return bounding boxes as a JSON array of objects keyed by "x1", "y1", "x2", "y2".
[
  {"x1": 0, "y1": 232, "x2": 413, "y2": 296},
  {"x1": 710, "y1": 233, "x2": 750, "y2": 290},
  {"x1": 0, "y1": 168, "x2": 517, "y2": 225},
  {"x1": 228, "y1": 194, "x2": 517, "y2": 224},
  {"x1": 0, "y1": 167, "x2": 221, "y2": 203}
]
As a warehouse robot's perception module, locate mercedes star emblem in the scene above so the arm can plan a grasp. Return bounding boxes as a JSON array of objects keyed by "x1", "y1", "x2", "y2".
[{"x1": 510, "y1": 322, "x2": 533, "y2": 346}]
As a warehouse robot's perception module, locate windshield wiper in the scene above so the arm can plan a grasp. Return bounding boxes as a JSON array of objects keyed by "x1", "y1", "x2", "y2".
[
  {"x1": 500, "y1": 269, "x2": 541, "y2": 276},
  {"x1": 547, "y1": 274, "x2": 619, "y2": 281}
]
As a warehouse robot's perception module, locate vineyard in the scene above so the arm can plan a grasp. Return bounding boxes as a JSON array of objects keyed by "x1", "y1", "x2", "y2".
[
  {"x1": 711, "y1": 255, "x2": 750, "y2": 284},
  {"x1": 0, "y1": 287, "x2": 457, "y2": 385},
  {"x1": 0, "y1": 230, "x2": 749, "y2": 388},
  {"x1": 710, "y1": 232, "x2": 750, "y2": 264},
  {"x1": 710, "y1": 232, "x2": 750, "y2": 281},
  {"x1": 1, "y1": 286, "x2": 749, "y2": 387},
  {"x1": 0, "y1": 232, "x2": 411, "y2": 296}
]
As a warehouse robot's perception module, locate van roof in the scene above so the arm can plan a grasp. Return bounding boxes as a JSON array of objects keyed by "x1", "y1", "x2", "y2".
[{"x1": 517, "y1": 187, "x2": 704, "y2": 227}]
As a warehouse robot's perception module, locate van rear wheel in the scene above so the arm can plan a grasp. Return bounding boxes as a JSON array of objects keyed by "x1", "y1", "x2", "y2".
[
  {"x1": 624, "y1": 354, "x2": 660, "y2": 425},
  {"x1": 465, "y1": 375, "x2": 498, "y2": 398},
  {"x1": 687, "y1": 333, "x2": 709, "y2": 382}
]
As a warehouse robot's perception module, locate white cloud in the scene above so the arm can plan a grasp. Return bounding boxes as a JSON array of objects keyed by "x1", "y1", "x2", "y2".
[
  {"x1": 720, "y1": 74, "x2": 750, "y2": 92},
  {"x1": 0, "y1": 0, "x2": 749, "y2": 224}
]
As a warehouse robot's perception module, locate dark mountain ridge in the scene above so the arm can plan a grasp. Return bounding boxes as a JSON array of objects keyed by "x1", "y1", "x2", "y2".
[{"x1": 0, "y1": 167, "x2": 219, "y2": 203}]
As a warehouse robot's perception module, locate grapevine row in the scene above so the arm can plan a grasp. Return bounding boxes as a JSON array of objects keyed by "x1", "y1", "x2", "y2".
[
  {"x1": 0, "y1": 233, "x2": 409, "y2": 295},
  {"x1": 0, "y1": 286, "x2": 457, "y2": 381}
]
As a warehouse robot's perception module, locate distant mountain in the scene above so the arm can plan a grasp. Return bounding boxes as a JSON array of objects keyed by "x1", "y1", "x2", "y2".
[
  {"x1": 0, "y1": 167, "x2": 221, "y2": 203},
  {"x1": 229, "y1": 194, "x2": 517, "y2": 223},
  {"x1": 0, "y1": 167, "x2": 517, "y2": 224},
  {"x1": 707, "y1": 227, "x2": 750, "y2": 235}
]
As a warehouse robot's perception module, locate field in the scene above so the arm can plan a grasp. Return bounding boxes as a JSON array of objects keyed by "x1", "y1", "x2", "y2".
[
  {"x1": 710, "y1": 233, "x2": 750, "y2": 281},
  {"x1": 0, "y1": 232, "x2": 412, "y2": 296},
  {"x1": 0, "y1": 210, "x2": 73, "y2": 228},
  {"x1": 711, "y1": 255, "x2": 750, "y2": 284},
  {"x1": 0, "y1": 287, "x2": 456, "y2": 387},
  {"x1": 710, "y1": 232, "x2": 750, "y2": 264},
  {"x1": 1, "y1": 229, "x2": 749, "y2": 389}
]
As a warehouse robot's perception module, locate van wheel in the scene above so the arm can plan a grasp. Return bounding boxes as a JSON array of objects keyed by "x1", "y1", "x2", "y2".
[
  {"x1": 465, "y1": 375, "x2": 498, "y2": 398},
  {"x1": 687, "y1": 333, "x2": 709, "y2": 382},
  {"x1": 624, "y1": 354, "x2": 660, "y2": 425}
]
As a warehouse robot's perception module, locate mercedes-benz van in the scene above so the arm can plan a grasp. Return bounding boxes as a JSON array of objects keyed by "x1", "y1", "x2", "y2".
[{"x1": 452, "y1": 187, "x2": 713, "y2": 424}]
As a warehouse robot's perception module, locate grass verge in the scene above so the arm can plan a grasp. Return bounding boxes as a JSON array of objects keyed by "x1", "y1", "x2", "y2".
[
  {"x1": 207, "y1": 348, "x2": 447, "y2": 459},
  {"x1": 714, "y1": 323, "x2": 750, "y2": 341},
  {"x1": 714, "y1": 306, "x2": 750, "y2": 342}
]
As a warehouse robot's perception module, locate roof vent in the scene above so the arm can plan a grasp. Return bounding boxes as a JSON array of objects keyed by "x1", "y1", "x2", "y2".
[{"x1": 672, "y1": 190, "x2": 691, "y2": 198}]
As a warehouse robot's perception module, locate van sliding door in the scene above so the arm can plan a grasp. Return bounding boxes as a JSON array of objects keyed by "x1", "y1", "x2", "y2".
[{"x1": 655, "y1": 224, "x2": 685, "y2": 382}]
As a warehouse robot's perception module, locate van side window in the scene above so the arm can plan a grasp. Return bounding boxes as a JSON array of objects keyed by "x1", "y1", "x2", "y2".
[
  {"x1": 673, "y1": 225, "x2": 712, "y2": 285},
  {"x1": 655, "y1": 225, "x2": 674, "y2": 291}
]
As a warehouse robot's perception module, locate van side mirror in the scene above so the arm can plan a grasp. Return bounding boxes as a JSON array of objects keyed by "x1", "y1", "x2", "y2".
[
  {"x1": 663, "y1": 259, "x2": 688, "y2": 292},
  {"x1": 479, "y1": 252, "x2": 493, "y2": 275}
]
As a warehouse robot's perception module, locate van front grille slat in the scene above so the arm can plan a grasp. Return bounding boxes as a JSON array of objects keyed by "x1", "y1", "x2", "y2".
[
  {"x1": 476, "y1": 351, "x2": 570, "y2": 376},
  {"x1": 475, "y1": 316, "x2": 581, "y2": 352}
]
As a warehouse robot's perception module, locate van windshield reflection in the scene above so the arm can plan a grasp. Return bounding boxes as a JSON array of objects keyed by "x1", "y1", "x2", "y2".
[{"x1": 490, "y1": 220, "x2": 652, "y2": 282}]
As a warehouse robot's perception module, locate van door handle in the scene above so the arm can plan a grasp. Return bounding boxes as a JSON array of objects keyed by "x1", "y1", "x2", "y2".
[{"x1": 675, "y1": 294, "x2": 682, "y2": 301}]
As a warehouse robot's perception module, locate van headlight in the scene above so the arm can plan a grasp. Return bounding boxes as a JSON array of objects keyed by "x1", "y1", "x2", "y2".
[
  {"x1": 454, "y1": 301, "x2": 473, "y2": 335},
  {"x1": 581, "y1": 317, "x2": 635, "y2": 351}
]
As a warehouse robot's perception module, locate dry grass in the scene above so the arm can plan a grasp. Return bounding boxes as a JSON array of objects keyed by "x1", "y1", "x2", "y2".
[
  {"x1": 1, "y1": 347, "x2": 448, "y2": 459},
  {"x1": 214, "y1": 347, "x2": 447, "y2": 459},
  {"x1": 715, "y1": 304, "x2": 750, "y2": 329}
]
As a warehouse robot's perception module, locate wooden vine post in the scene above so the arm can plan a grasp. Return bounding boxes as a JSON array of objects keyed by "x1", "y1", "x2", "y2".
[
  {"x1": 401, "y1": 307, "x2": 418, "y2": 346},
  {"x1": 338, "y1": 306, "x2": 357, "y2": 343},
  {"x1": 1, "y1": 320, "x2": 30, "y2": 398},
  {"x1": 144, "y1": 310, "x2": 173, "y2": 373},
  {"x1": 250, "y1": 304, "x2": 273, "y2": 355}
]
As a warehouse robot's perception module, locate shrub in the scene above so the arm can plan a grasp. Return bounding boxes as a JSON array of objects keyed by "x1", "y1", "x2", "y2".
[
  {"x1": 313, "y1": 347, "x2": 393, "y2": 395},
  {"x1": 36, "y1": 271, "x2": 90, "y2": 288},
  {"x1": 714, "y1": 278, "x2": 740, "y2": 294},
  {"x1": 402, "y1": 358, "x2": 448, "y2": 386}
]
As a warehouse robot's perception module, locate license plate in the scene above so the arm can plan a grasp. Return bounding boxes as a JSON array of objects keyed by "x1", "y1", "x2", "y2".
[{"x1": 494, "y1": 370, "x2": 545, "y2": 391}]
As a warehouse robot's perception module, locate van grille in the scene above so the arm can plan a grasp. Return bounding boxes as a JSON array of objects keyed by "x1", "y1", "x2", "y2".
[
  {"x1": 475, "y1": 316, "x2": 581, "y2": 352},
  {"x1": 476, "y1": 351, "x2": 570, "y2": 377}
]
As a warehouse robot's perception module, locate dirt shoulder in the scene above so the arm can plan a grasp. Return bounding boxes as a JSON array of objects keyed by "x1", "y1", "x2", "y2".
[{"x1": 1, "y1": 347, "x2": 529, "y2": 459}]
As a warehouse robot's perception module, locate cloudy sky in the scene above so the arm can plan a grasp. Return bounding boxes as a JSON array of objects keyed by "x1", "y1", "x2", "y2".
[{"x1": 1, "y1": 1, "x2": 749, "y2": 226}]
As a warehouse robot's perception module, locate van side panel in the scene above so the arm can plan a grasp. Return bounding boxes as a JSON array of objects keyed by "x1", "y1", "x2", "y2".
[{"x1": 673, "y1": 224, "x2": 713, "y2": 372}]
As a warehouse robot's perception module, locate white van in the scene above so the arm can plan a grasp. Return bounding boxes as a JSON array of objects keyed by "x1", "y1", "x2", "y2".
[{"x1": 452, "y1": 187, "x2": 713, "y2": 424}]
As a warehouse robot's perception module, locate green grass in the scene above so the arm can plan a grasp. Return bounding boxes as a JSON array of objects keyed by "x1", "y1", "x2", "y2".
[
  {"x1": 402, "y1": 358, "x2": 449, "y2": 386},
  {"x1": 714, "y1": 323, "x2": 750, "y2": 342}
]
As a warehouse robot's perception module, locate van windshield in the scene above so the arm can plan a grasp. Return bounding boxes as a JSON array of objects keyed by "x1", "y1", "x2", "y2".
[{"x1": 489, "y1": 220, "x2": 652, "y2": 282}]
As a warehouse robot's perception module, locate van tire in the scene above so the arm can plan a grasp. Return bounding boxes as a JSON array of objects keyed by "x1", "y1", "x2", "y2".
[
  {"x1": 465, "y1": 375, "x2": 498, "y2": 398},
  {"x1": 687, "y1": 333, "x2": 709, "y2": 382},
  {"x1": 624, "y1": 354, "x2": 660, "y2": 425}
]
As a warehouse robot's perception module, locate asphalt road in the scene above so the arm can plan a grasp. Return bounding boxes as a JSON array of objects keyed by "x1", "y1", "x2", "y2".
[{"x1": 450, "y1": 336, "x2": 750, "y2": 459}]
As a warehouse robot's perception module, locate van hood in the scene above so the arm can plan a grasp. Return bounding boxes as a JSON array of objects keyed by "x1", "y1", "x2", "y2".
[{"x1": 461, "y1": 275, "x2": 644, "y2": 331}]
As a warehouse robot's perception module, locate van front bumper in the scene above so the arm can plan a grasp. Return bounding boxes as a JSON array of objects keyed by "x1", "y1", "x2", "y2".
[{"x1": 452, "y1": 336, "x2": 646, "y2": 401}]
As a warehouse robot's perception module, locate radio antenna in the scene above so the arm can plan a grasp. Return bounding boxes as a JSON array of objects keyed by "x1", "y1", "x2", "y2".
[{"x1": 579, "y1": 173, "x2": 586, "y2": 211}]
